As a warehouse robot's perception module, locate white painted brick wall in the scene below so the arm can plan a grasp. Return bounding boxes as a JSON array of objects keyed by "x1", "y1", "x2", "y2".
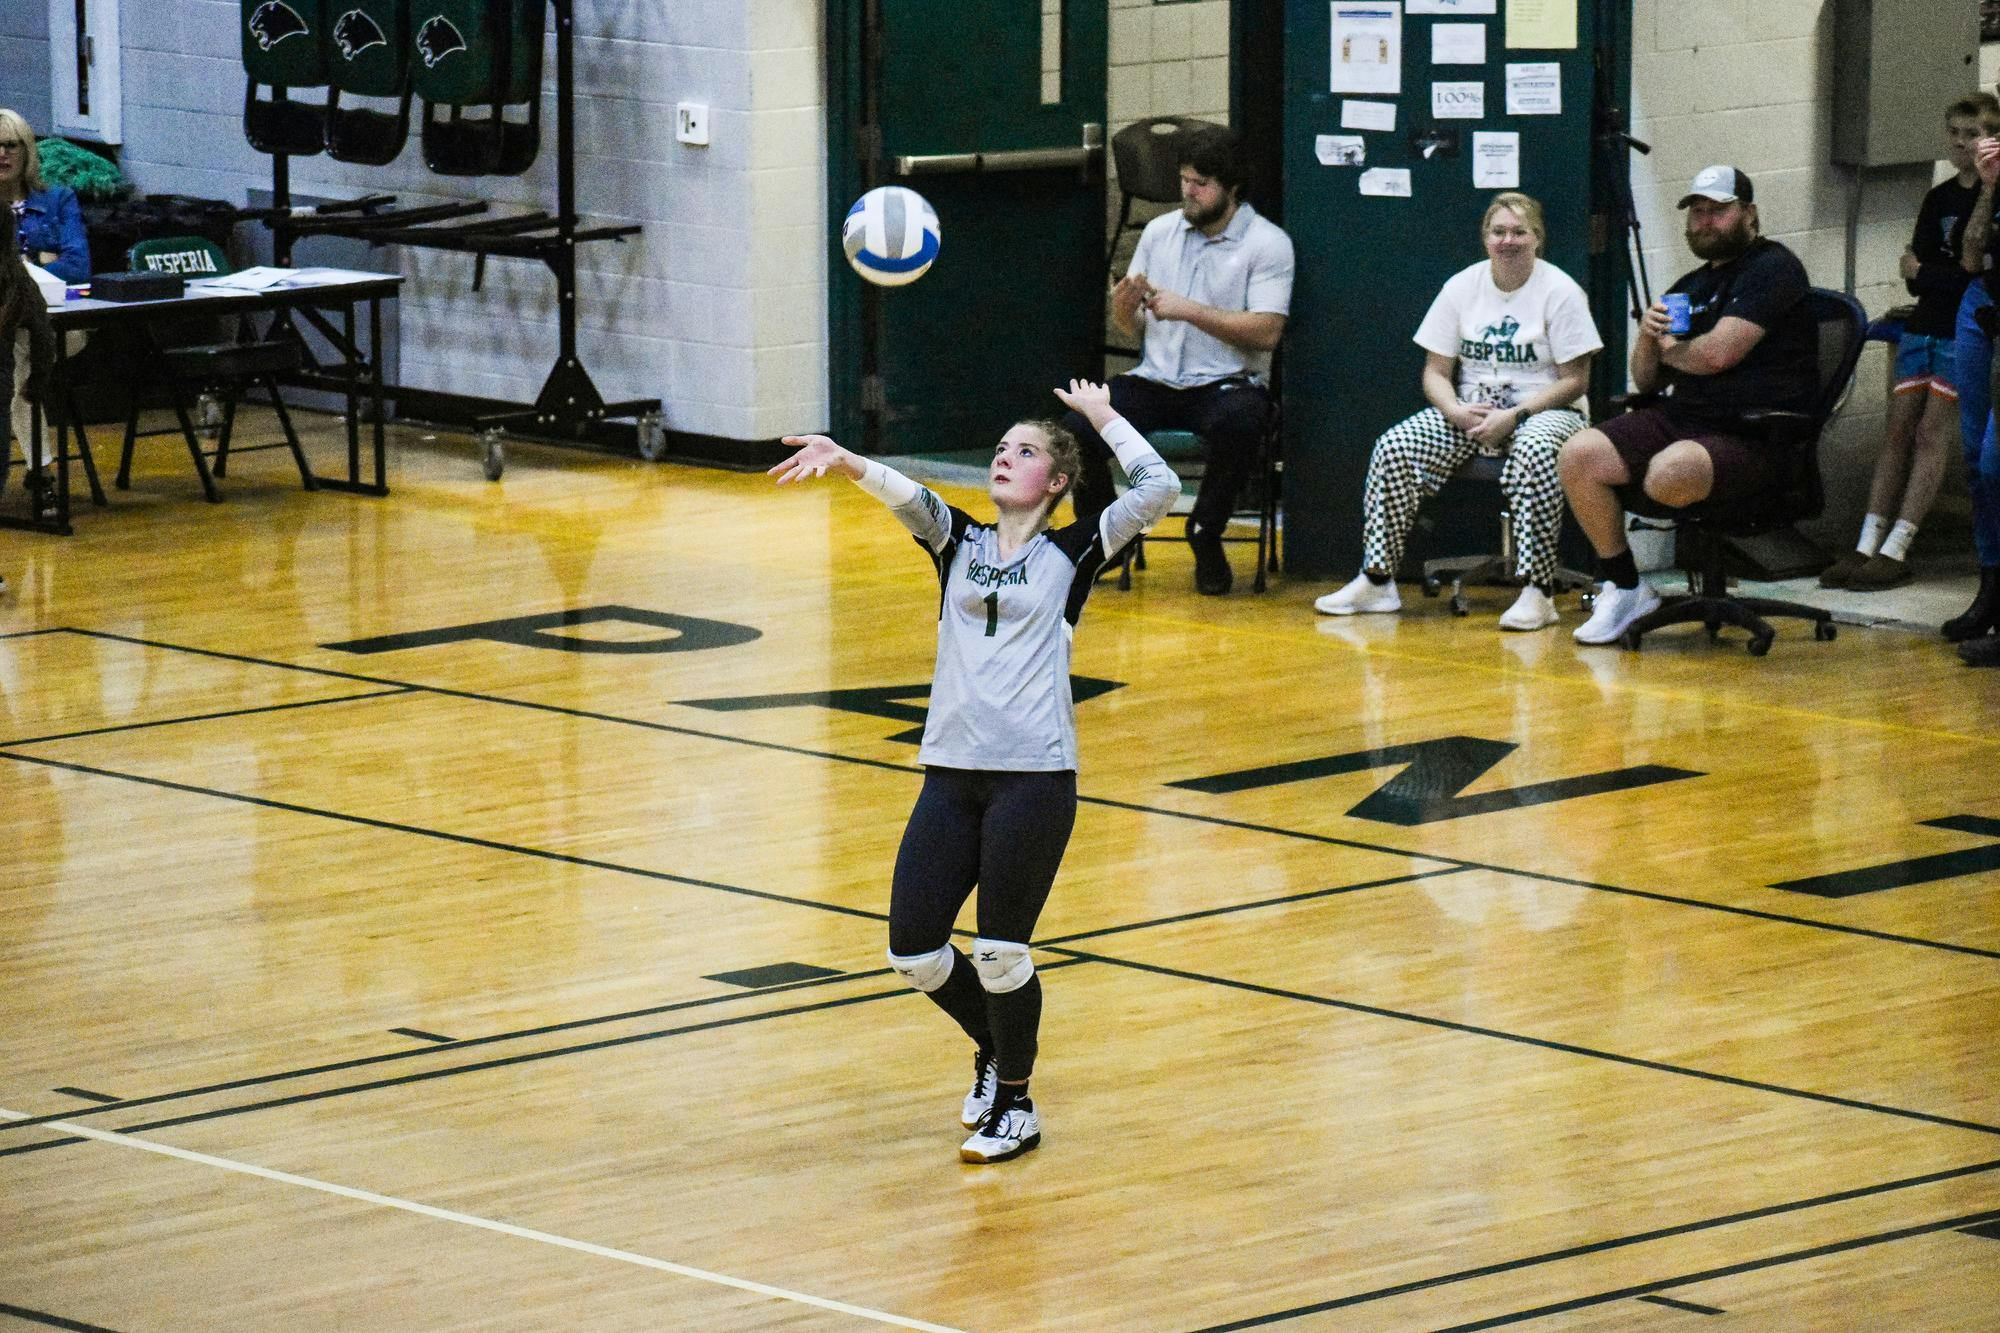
[
  {"x1": 4, "y1": 0, "x2": 826, "y2": 442},
  {"x1": 1630, "y1": 0, "x2": 1992, "y2": 547}
]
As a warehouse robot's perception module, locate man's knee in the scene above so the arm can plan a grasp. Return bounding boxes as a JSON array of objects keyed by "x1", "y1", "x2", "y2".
[
  {"x1": 1557, "y1": 428, "x2": 1619, "y2": 485},
  {"x1": 1202, "y1": 388, "x2": 1272, "y2": 451},
  {"x1": 1642, "y1": 441, "x2": 1713, "y2": 508}
]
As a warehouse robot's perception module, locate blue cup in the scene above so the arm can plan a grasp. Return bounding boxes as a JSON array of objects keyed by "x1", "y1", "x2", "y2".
[{"x1": 1664, "y1": 292, "x2": 1692, "y2": 336}]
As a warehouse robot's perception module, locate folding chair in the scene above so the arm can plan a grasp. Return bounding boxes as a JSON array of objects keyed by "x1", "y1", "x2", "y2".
[
  {"x1": 326, "y1": 0, "x2": 412, "y2": 165},
  {"x1": 242, "y1": 0, "x2": 331, "y2": 156},
  {"x1": 413, "y1": 0, "x2": 546, "y2": 177}
]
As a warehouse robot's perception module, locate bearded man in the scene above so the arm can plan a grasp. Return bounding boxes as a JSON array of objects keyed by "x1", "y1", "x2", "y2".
[
  {"x1": 1558, "y1": 165, "x2": 1821, "y2": 645},
  {"x1": 1063, "y1": 125, "x2": 1295, "y2": 595}
]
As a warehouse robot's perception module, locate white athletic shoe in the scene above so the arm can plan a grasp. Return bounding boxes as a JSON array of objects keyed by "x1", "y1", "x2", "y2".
[
  {"x1": 1498, "y1": 585, "x2": 1559, "y2": 632},
  {"x1": 960, "y1": 1098, "x2": 1041, "y2": 1164},
  {"x1": 1572, "y1": 580, "x2": 1662, "y2": 645},
  {"x1": 1314, "y1": 573, "x2": 1401, "y2": 616},
  {"x1": 960, "y1": 1050, "x2": 996, "y2": 1130}
]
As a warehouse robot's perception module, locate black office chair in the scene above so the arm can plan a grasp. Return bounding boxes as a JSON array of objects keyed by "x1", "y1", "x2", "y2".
[
  {"x1": 1611, "y1": 287, "x2": 1867, "y2": 656},
  {"x1": 1419, "y1": 449, "x2": 1594, "y2": 616}
]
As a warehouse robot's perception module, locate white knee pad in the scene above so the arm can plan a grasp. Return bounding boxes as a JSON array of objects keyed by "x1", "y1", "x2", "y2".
[
  {"x1": 970, "y1": 937, "x2": 1035, "y2": 994},
  {"x1": 887, "y1": 945, "x2": 955, "y2": 994}
]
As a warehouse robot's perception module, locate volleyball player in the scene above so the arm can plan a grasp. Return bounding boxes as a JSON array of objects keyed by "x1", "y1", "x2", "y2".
[{"x1": 769, "y1": 379, "x2": 1179, "y2": 1163}]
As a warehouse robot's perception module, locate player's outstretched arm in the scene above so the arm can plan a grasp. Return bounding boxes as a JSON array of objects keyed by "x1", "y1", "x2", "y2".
[
  {"x1": 1052, "y1": 380, "x2": 1180, "y2": 557},
  {"x1": 771, "y1": 435, "x2": 865, "y2": 485},
  {"x1": 774, "y1": 432, "x2": 954, "y2": 551}
]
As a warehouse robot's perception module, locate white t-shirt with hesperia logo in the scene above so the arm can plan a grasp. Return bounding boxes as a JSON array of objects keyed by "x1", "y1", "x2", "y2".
[{"x1": 1413, "y1": 258, "x2": 1603, "y2": 411}]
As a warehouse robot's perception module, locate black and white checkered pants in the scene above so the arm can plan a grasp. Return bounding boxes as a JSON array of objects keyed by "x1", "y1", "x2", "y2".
[{"x1": 1360, "y1": 406, "x2": 1587, "y2": 586}]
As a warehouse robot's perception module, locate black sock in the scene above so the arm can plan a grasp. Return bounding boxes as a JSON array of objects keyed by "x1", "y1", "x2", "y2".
[
  {"x1": 1363, "y1": 569, "x2": 1391, "y2": 586},
  {"x1": 1600, "y1": 550, "x2": 1639, "y2": 590},
  {"x1": 985, "y1": 973, "x2": 1042, "y2": 1084},
  {"x1": 993, "y1": 1078, "x2": 1030, "y2": 1109},
  {"x1": 921, "y1": 948, "x2": 993, "y2": 1052}
]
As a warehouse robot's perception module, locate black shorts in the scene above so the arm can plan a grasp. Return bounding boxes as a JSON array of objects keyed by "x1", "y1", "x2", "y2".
[{"x1": 1597, "y1": 406, "x2": 1781, "y2": 506}]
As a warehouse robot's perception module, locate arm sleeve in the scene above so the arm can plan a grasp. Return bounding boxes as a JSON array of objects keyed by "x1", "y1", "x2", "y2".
[
  {"x1": 1411, "y1": 275, "x2": 1463, "y2": 359},
  {"x1": 1093, "y1": 416, "x2": 1182, "y2": 558},
  {"x1": 1720, "y1": 248, "x2": 1808, "y2": 330},
  {"x1": 48, "y1": 190, "x2": 91, "y2": 285},
  {"x1": 854, "y1": 457, "x2": 956, "y2": 554},
  {"x1": 1245, "y1": 228, "x2": 1295, "y2": 315}
]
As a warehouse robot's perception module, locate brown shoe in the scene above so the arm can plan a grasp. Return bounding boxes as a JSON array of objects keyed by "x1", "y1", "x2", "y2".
[
  {"x1": 1818, "y1": 549, "x2": 1869, "y2": 588},
  {"x1": 1846, "y1": 554, "x2": 1912, "y2": 591}
]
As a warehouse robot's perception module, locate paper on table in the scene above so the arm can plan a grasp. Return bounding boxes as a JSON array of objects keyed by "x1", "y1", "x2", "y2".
[
  {"x1": 1359, "y1": 167, "x2": 1413, "y2": 197},
  {"x1": 1505, "y1": 0, "x2": 1577, "y2": 49},
  {"x1": 1330, "y1": 2, "x2": 1402, "y2": 96},
  {"x1": 1316, "y1": 134, "x2": 1368, "y2": 166},
  {"x1": 1505, "y1": 62, "x2": 1562, "y2": 115},
  {"x1": 1340, "y1": 99, "x2": 1398, "y2": 131},
  {"x1": 202, "y1": 266, "x2": 294, "y2": 291},
  {"x1": 1472, "y1": 131, "x2": 1520, "y2": 187},
  {"x1": 1430, "y1": 23, "x2": 1486, "y2": 64},
  {"x1": 1407, "y1": 0, "x2": 1495, "y2": 13},
  {"x1": 1432, "y1": 81, "x2": 1485, "y2": 119}
]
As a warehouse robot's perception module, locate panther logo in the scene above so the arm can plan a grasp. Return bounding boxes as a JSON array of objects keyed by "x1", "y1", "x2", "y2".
[
  {"x1": 246, "y1": 1, "x2": 310, "y2": 50},
  {"x1": 1481, "y1": 315, "x2": 1521, "y2": 341},
  {"x1": 415, "y1": 15, "x2": 469, "y2": 68},
  {"x1": 332, "y1": 9, "x2": 388, "y2": 59}
]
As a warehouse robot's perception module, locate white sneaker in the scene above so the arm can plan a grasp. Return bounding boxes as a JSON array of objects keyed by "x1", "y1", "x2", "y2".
[
  {"x1": 1314, "y1": 573, "x2": 1401, "y2": 616},
  {"x1": 960, "y1": 1098, "x2": 1041, "y2": 1164},
  {"x1": 1498, "y1": 585, "x2": 1559, "y2": 632},
  {"x1": 960, "y1": 1050, "x2": 996, "y2": 1130},
  {"x1": 1572, "y1": 580, "x2": 1662, "y2": 645}
]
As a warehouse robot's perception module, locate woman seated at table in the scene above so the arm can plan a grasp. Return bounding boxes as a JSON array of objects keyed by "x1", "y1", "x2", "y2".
[
  {"x1": 1314, "y1": 192, "x2": 1602, "y2": 631},
  {"x1": 3, "y1": 106, "x2": 88, "y2": 485}
]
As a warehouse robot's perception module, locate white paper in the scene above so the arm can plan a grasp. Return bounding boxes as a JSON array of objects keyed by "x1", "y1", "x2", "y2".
[
  {"x1": 1316, "y1": 135, "x2": 1368, "y2": 166},
  {"x1": 1431, "y1": 81, "x2": 1485, "y2": 119},
  {"x1": 202, "y1": 266, "x2": 294, "y2": 292},
  {"x1": 1407, "y1": 0, "x2": 1495, "y2": 13},
  {"x1": 1505, "y1": 61, "x2": 1562, "y2": 115},
  {"x1": 1359, "y1": 167, "x2": 1413, "y2": 197},
  {"x1": 1340, "y1": 99, "x2": 1398, "y2": 132},
  {"x1": 1430, "y1": 23, "x2": 1486, "y2": 64},
  {"x1": 1472, "y1": 131, "x2": 1520, "y2": 187},
  {"x1": 1330, "y1": 2, "x2": 1402, "y2": 96}
]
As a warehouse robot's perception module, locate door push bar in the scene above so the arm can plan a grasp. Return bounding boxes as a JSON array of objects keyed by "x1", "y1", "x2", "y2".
[{"x1": 894, "y1": 123, "x2": 1103, "y2": 177}]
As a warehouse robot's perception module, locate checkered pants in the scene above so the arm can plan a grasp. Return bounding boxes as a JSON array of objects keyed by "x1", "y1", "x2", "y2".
[{"x1": 1360, "y1": 405, "x2": 1587, "y2": 586}]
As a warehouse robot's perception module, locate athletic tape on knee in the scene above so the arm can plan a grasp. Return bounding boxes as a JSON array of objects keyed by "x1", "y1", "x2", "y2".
[
  {"x1": 886, "y1": 945, "x2": 955, "y2": 993},
  {"x1": 970, "y1": 937, "x2": 1035, "y2": 994}
]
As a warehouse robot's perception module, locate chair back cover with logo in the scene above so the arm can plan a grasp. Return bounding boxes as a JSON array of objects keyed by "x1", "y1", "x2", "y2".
[
  {"x1": 326, "y1": 0, "x2": 412, "y2": 164},
  {"x1": 242, "y1": 0, "x2": 330, "y2": 156},
  {"x1": 127, "y1": 236, "x2": 234, "y2": 280},
  {"x1": 412, "y1": 0, "x2": 545, "y2": 176}
]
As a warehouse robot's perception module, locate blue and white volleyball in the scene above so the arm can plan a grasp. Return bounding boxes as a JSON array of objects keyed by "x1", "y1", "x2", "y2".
[{"x1": 843, "y1": 186, "x2": 941, "y2": 287}]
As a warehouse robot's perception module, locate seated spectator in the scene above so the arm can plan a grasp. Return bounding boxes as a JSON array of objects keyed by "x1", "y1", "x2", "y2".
[
  {"x1": 1, "y1": 205, "x2": 54, "y2": 593},
  {"x1": 1314, "y1": 191, "x2": 1601, "y2": 631},
  {"x1": 1946, "y1": 132, "x2": 2000, "y2": 661},
  {"x1": 1, "y1": 108, "x2": 89, "y2": 285},
  {"x1": 1558, "y1": 165, "x2": 1819, "y2": 646},
  {"x1": 1824, "y1": 94, "x2": 2000, "y2": 592},
  {"x1": 1064, "y1": 125, "x2": 1293, "y2": 595}
]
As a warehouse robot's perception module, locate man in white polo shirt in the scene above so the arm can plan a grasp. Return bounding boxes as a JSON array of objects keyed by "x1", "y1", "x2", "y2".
[{"x1": 1064, "y1": 126, "x2": 1295, "y2": 594}]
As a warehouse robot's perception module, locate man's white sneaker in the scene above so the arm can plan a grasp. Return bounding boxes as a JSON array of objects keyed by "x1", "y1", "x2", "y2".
[
  {"x1": 960, "y1": 1098, "x2": 1041, "y2": 1164},
  {"x1": 1314, "y1": 573, "x2": 1401, "y2": 616},
  {"x1": 1572, "y1": 580, "x2": 1662, "y2": 645},
  {"x1": 1498, "y1": 585, "x2": 1559, "y2": 632},
  {"x1": 960, "y1": 1050, "x2": 996, "y2": 1130}
]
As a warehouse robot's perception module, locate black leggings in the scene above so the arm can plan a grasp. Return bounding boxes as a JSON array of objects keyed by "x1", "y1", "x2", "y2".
[{"x1": 889, "y1": 767, "x2": 1077, "y2": 1082}]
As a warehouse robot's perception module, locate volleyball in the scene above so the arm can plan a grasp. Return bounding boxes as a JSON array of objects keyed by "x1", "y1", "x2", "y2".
[{"x1": 843, "y1": 186, "x2": 941, "y2": 287}]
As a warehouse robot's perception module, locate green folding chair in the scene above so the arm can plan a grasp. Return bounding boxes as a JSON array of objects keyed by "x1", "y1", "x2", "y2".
[
  {"x1": 119, "y1": 237, "x2": 313, "y2": 501},
  {"x1": 412, "y1": 0, "x2": 546, "y2": 176},
  {"x1": 242, "y1": 0, "x2": 330, "y2": 156},
  {"x1": 326, "y1": 0, "x2": 411, "y2": 165}
]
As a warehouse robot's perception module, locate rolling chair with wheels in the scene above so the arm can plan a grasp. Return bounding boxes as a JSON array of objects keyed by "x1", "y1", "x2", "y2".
[
  {"x1": 1610, "y1": 287, "x2": 1866, "y2": 655},
  {"x1": 1419, "y1": 451, "x2": 1594, "y2": 617},
  {"x1": 118, "y1": 237, "x2": 314, "y2": 502}
]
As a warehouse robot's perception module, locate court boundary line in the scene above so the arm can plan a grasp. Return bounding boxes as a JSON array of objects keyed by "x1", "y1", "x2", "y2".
[
  {"x1": 0, "y1": 688, "x2": 416, "y2": 748},
  {"x1": 1046, "y1": 947, "x2": 2000, "y2": 1137},
  {"x1": 1431, "y1": 1205, "x2": 2000, "y2": 1332},
  {"x1": 20, "y1": 627, "x2": 1999, "y2": 963},
  {"x1": 0, "y1": 1108, "x2": 962, "y2": 1333},
  {"x1": 1182, "y1": 1156, "x2": 2000, "y2": 1330},
  {"x1": 0, "y1": 1302, "x2": 118, "y2": 1332}
]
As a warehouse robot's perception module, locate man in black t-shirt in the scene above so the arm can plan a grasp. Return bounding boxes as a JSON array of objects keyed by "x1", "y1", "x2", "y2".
[{"x1": 1559, "y1": 165, "x2": 1820, "y2": 645}]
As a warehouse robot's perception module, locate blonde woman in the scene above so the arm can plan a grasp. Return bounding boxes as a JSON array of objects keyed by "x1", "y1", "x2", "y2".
[{"x1": 1316, "y1": 193, "x2": 1602, "y2": 630}]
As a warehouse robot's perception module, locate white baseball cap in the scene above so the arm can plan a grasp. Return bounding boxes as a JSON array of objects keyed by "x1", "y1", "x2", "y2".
[{"x1": 1678, "y1": 164, "x2": 1755, "y2": 208}]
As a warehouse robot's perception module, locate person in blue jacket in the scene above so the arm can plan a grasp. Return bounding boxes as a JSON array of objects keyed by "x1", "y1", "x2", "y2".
[{"x1": 1, "y1": 108, "x2": 90, "y2": 285}]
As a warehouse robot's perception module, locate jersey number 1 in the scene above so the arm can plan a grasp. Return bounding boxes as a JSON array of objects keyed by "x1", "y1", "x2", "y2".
[{"x1": 982, "y1": 591, "x2": 999, "y2": 637}]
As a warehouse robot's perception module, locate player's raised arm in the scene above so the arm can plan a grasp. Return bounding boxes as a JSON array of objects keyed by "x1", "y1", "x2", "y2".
[
  {"x1": 771, "y1": 434, "x2": 954, "y2": 551},
  {"x1": 1051, "y1": 379, "x2": 1180, "y2": 559}
]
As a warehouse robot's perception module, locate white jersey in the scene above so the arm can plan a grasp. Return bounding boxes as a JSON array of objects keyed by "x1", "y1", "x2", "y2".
[{"x1": 862, "y1": 418, "x2": 1179, "y2": 772}]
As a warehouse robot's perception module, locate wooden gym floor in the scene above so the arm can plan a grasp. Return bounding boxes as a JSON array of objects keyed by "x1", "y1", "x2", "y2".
[{"x1": 2, "y1": 410, "x2": 1997, "y2": 1330}]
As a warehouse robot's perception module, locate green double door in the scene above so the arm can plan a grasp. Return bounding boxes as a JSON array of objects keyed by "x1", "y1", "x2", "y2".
[{"x1": 828, "y1": 1, "x2": 1108, "y2": 456}]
